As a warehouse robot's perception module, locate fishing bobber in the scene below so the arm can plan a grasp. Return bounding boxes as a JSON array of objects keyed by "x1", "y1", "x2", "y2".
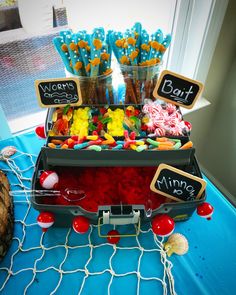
[
  {"x1": 107, "y1": 230, "x2": 120, "y2": 245},
  {"x1": 35, "y1": 126, "x2": 46, "y2": 139},
  {"x1": 152, "y1": 214, "x2": 175, "y2": 237},
  {"x1": 37, "y1": 212, "x2": 55, "y2": 232},
  {"x1": 197, "y1": 202, "x2": 214, "y2": 220},
  {"x1": 72, "y1": 216, "x2": 90, "y2": 234},
  {"x1": 39, "y1": 171, "x2": 59, "y2": 190},
  {"x1": 184, "y1": 121, "x2": 192, "y2": 132}
]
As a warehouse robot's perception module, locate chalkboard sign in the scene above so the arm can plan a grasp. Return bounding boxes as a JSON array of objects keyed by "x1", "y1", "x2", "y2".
[
  {"x1": 35, "y1": 77, "x2": 82, "y2": 108},
  {"x1": 153, "y1": 70, "x2": 204, "y2": 109},
  {"x1": 150, "y1": 164, "x2": 206, "y2": 202}
]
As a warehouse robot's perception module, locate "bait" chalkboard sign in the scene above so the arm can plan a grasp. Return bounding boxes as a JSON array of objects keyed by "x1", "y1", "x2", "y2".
[
  {"x1": 35, "y1": 77, "x2": 82, "y2": 108},
  {"x1": 150, "y1": 164, "x2": 206, "y2": 202},
  {"x1": 153, "y1": 70, "x2": 204, "y2": 109}
]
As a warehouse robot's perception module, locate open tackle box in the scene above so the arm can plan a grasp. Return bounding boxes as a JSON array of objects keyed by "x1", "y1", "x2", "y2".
[
  {"x1": 31, "y1": 101, "x2": 206, "y2": 233},
  {"x1": 32, "y1": 150, "x2": 205, "y2": 228}
]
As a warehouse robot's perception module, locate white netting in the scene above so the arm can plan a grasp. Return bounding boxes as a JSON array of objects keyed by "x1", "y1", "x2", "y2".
[{"x1": 0, "y1": 148, "x2": 176, "y2": 295}]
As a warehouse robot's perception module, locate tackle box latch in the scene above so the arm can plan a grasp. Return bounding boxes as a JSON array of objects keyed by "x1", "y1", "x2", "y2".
[
  {"x1": 102, "y1": 209, "x2": 140, "y2": 225},
  {"x1": 98, "y1": 205, "x2": 144, "y2": 238}
]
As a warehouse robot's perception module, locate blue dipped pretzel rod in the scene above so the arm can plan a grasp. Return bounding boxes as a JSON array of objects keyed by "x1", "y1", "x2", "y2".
[
  {"x1": 149, "y1": 29, "x2": 163, "y2": 62},
  {"x1": 140, "y1": 29, "x2": 150, "y2": 65},
  {"x1": 156, "y1": 34, "x2": 172, "y2": 62},
  {"x1": 90, "y1": 27, "x2": 105, "y2": 77},
  {"x1": 59, "y1": 29, "x2": 72, "y2": 42},
  {"x1": 87, "y1": 27, "x2": 106, "y2": 104},
  {"x1": 53, "y1": 36, "x2": 73, "y2": 74},
  {"x1": 125, "y1": 29, "x2": 138, "y2": 66},
  {"x1": 76, "y1": 31, "x2": 91, "y2": 77},
  {"x1": 65, "y1": 34, "x2": 85, "y2": 76},
  {"x1": 131, "y1": 22, "x2": 142, "y2": 63},
  {"x1": 109, "y1": 31, "x2": 127, "y2": 64}
]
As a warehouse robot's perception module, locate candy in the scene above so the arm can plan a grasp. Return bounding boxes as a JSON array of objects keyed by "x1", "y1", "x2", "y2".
[
  {"x1": 142, "y1": 99, "x2": 188, "y2": 136},
  {"x1": 180, "y1": 141, "x2": 193, "y2": 150},
  {"x1": 61, "y1": 144, "x2": 68, "y2": 149},
  {"x1": 51, "y1": 139, "x2": 64, "y2": 145},
  {"x1": 107, "y1": 108, "x2": 125, "y2": 136},
  {"x1": 86, "y1": 135, "x2": 98, "y2": 141},
  {"x1": 70, "y1": 107, "x2": 90, "y2": 136},
  {"x1": 74, "y1": 142, "x2": 89, "y2": 150},
  {"x1": 147, "y1": 138, "x2": 159, "y2": 147},
  {"x1": 112, "y1": 144, "x2": 123, "y2": 150},
  {"x1": 48, "y1": 143, "x2": 56, "y2": 148},
  {"x1": 87, "y1": 139, "x2": 102, "y2": 146},
  {"x1": 136, "y1": 145, "x2": 148, "y2": 152},
  {"x1": 46, "y1": 134, "x2": 193, "y2": 152},
  {"x1": 87, "y1": 145, "x2": 102, "y2": 151},
  {"x1": 130, "y1": 144, "x2": 137, "y2": 150},
  {"x1": 173, "y1": 141, "x2": 182, "y2": 150}
]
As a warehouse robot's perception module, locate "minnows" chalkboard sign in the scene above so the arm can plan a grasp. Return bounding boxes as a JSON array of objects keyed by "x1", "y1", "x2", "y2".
[
  {"x1": 153, "y1": 70, "x2": 204, "y2": 109},
  {"x1": 150, "y1": 164, "x2": 206, "y2": 202},
  {"x1": 35, "y1": 77, "x2": 82, "y2": 108}
]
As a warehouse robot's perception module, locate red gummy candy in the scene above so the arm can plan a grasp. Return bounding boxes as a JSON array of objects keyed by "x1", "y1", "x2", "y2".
[
  {"x1": 141, "y1": 125, "x2": 148, "y2": 131},
  {"x1": 125, "y1": 110, "x2": 132, "y2": 117},
  {"x1": 54, "y1": 118, "x2": 68, "y2": 134},
  {"x1": 71, "y1": 135, "x2": 79, "y2": 141},
  {"x1": 100, "y1": 108, "x2": 107, "y2": 115},
  {"x1": 93, "y1": 116, "x2": 98, "y2": 123}
]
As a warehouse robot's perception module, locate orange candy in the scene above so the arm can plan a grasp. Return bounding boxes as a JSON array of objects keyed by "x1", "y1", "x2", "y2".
[{"x1": 180, "y1": 141, "x2": 193, "y2": 150}]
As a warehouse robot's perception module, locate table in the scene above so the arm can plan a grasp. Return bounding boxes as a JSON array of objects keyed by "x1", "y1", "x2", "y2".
[{"x1": 0, "y1": 131, "x2": 235, "y2": 295}]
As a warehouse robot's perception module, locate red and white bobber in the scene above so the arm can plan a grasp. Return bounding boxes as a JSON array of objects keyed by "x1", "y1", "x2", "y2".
[
  {"x1": 37, "y1": 212, "x2": 55, "y2": 232},
  {"x1": 197, "y1": 202, "x2": 214, "y2": 220},
  {"x1": 72, "y1": 216, "x2": 90, "y2": 234},
  {"x1": 35, "y1": 125, "x2": 46, "y2": 139},
  {"x1": 152, "y1": 214, "x2": 175, "y2": 237},
  {"x1": 107, "y1": 230, "x2": 120, "y2": 245},
  {"x1": 40, "y1": 170, "x2": 59, "y2": 190},
  {"x1": 184, "y1": 121, "x2": 192, "y2": 132}
]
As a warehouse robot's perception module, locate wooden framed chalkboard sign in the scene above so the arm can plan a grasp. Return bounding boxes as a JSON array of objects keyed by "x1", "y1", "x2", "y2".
[
  {"x1": 150, "y1": 164, "x2": 206, "y2": 202},
  {"x1": 153, "y1": 70, "x2": 204, "y2": 109},
  {"x1": 35, "y1": 77, "x2": 82, "y2": 108}
]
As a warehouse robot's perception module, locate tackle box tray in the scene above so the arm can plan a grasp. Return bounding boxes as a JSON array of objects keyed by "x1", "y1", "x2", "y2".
[
  {"x1": 42, "y1": 135, "x2": 195, "y2": 168},
  {"x1": 45, "y1": 104, "x2": 190, "y2": 138},
  {"x1": 32, "y1": 152, "x2": 205, "y2": 227}
]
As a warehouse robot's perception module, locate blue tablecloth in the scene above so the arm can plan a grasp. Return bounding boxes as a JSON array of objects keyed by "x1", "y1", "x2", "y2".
[{"x1": 0, "y1": 131, "x2": 236, "y2": 295}]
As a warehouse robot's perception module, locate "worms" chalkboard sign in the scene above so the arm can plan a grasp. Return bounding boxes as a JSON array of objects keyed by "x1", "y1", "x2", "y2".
[
  {"x1": 150, "y1": 164, "x2": 206, "y2": 202},
  {"x1": 153, "y1": 70, "x2": 204, "y2": 109},
  {"x1": 35, "y1": 77, "x2": 82, "y2": 108}
]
